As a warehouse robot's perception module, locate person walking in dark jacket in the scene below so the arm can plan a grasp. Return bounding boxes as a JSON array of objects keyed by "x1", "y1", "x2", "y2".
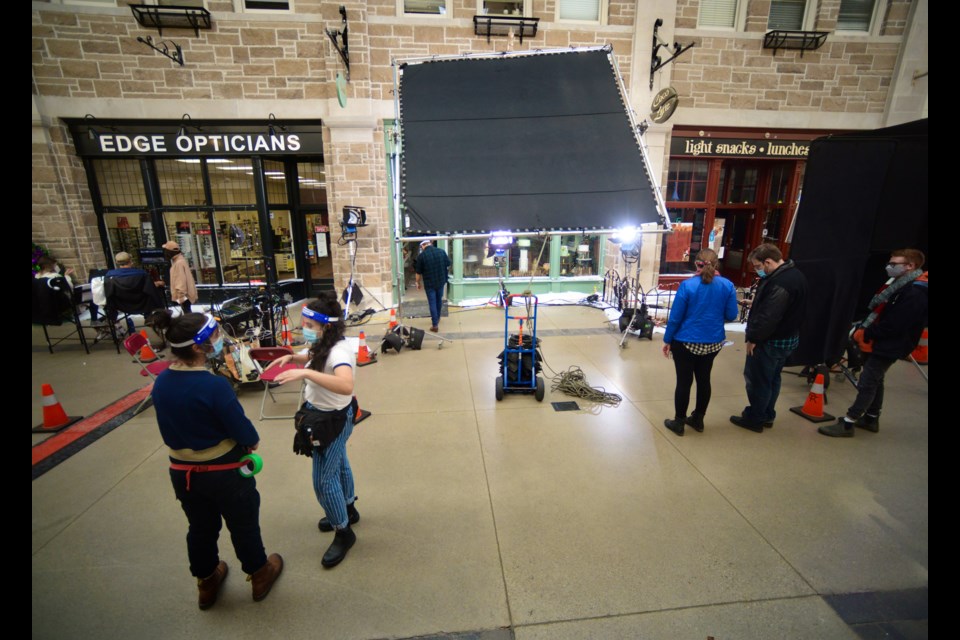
[
  {"x1": 414, "y1": 239, "x2": 451, "y2": 332},
  {"x1": 730, "y1": 243, "x2": 808, "y2": 433},
  {"x1": 662, "y1": 249, "x2": 739, "y2": 436},
  {"x1": 819, "y1": 248, "x2": 928, "y2": 437}
]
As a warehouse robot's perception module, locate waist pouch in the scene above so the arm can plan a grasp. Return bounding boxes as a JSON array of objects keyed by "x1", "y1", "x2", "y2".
[{"x1": 293, "y1": 397, "x2": 357, "y2": 457}]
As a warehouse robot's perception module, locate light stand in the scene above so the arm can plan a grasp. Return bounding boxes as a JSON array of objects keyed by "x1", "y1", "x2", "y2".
[
  {"x1": 339, "y1": 206, "x2": 367, "y2": 322},
  {"x1": 486, "y1": 232, "x2": 513, "y2": 307}
]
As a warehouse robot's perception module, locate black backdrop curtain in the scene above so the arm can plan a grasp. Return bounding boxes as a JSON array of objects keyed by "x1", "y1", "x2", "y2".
[
  {"x1": 397, "y1": 48, "x2": 666, "y2": 234},
  {"x1": 788, "y1": 119, "x2": 928, "y2": 367}
]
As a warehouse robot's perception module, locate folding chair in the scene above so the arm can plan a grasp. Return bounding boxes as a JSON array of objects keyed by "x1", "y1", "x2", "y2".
[
  {"x1": 249, "y1": 346, "x2": 305, "y2": 421},
  {"x1": 32, "y1": 276, "x2": 90, "y2": 354},
  {"x1": 124, "y1": 332, "x2": 172, "y2": 415}
]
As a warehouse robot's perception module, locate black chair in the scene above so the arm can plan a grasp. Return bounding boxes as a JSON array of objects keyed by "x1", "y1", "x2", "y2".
[
  {"x1": 32, "y1": 276, "x2": 89, "y2": 354},
  {"x1": 104, "y1": 271, "x2": 168, "y2": 350}
]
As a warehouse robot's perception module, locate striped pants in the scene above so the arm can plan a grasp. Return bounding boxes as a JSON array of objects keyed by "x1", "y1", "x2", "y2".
[{"x1": 311, "y1": 407, "x2": 356, "y2": 530}]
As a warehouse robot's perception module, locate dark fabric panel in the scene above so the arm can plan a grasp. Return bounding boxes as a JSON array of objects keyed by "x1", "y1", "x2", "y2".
[
  {"x1": 788, "y1": 120, "x2": 928, "y2": 367},
  {"x1": 397, "y1": 49, "x2": 664, "y2": 234}
]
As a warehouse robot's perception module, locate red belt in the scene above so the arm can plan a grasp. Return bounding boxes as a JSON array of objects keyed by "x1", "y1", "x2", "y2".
[{"x1": 170, "y1": 460, "x2": 249, "y2": 491}]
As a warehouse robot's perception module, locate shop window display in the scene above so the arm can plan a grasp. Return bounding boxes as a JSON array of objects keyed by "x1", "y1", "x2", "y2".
[{"x1": 558, "y1": 234, "x2": 600, "y2": 277}]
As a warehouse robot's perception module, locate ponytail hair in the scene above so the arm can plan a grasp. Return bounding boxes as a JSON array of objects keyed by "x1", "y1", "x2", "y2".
[
  {"x1": 152, "y1": 310, "x2": 209, "y2": 361},
  {"x1": 696, "y1": 248, "x2": 720, "y2": 284},
  {"x1": 305, "y1": 292, "x2": 346, "y2": 372}
]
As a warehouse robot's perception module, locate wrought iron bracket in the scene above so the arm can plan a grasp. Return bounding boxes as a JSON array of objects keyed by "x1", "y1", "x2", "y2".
[
  {"x1": 325, "y1": 5, "x2": 350, "y2": 82},
  {"x1": 650, "y1": 18, "x2": 695, "y2": 89},
  {"x1": 137, "y1": 35, "x2": 184, "y2": 66}
]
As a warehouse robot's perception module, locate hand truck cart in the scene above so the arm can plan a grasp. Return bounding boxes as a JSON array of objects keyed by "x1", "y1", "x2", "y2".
[{"x1": 496, "y1": 294, "x2": 545, "y2": 401}]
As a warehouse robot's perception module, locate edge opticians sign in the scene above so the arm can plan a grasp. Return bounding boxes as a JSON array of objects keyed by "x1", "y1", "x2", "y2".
[
  {"x1": 671, "y1": 137, "x2": 810, "y2": 159},
  {"x1": 69, "y1": 122, "x2": 326, "y2": 157}
]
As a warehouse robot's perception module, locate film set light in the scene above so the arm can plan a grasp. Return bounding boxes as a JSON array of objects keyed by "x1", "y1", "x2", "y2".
[
  {"x1": 340, "y1": 206, "x2": 367, "y2": 240},
  {"x1": 610, "y1": 226, "x2": 640, "y2": 262}
]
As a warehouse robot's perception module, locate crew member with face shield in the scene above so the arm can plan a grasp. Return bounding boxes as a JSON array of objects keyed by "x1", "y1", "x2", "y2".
[{"x1": 150, "y1": 311, "x2": 284, "y2": 609}]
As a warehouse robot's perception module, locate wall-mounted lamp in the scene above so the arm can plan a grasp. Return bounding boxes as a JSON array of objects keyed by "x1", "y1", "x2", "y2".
[
  {"x1": 177, "y1": 113, "x2": 201, "y2": 137},
  {"x1": 267, "y1": 113, "x2": 287, "y2": 137},
  {"x1": 136, "y1": 35, "x2": 184, "y2": 66},
  {"x1": 84, "y1": 114, "x2": 117, "y2": 141}
]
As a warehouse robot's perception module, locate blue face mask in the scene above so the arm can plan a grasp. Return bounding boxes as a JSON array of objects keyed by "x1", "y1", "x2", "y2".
[
  {"x1": 302, "y1": 327, "x2": 318, "y2": 344},
  {"x1": 206, "y1": 337, "x2": 224, "y2": 359},
  {"x1": 755, "y1": 268, "x2": 767, "y2": 278}
]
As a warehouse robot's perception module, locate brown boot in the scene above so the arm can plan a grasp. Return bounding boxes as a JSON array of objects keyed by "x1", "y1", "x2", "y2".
[
  {"x1": 248, "y1": 553, "x2": 284, "y2": 602},
  {"x1": 197, "y1": 561, "x2": 228, "y2": 610}
]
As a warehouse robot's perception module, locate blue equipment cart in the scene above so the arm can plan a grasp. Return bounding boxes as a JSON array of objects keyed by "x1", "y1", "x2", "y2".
[{"x1": 496, "y1": 294, "x2": 545, "y2": 401}]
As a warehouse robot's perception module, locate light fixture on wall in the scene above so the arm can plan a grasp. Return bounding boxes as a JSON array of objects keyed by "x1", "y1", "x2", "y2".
[
  {"x1": 267, "y1": 113, "x2": 287, "y2": 137},
  {"x1": 177, "y1": 113, "x2": 200, "y2": 137},
  {"x1": 84, "y1": 114, "x2": 117, "y2": 141}
]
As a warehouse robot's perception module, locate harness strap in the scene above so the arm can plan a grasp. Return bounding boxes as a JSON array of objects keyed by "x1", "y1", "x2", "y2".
[{"x1": 170, "y1": 460, "x2": 248, "y2": 491}]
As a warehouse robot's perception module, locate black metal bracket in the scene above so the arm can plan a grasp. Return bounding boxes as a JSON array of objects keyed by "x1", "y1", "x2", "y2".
[
  {"x1": 763, "y1": 30, "x2": 828, "y2": 57},
  {"x1": 136, "y1": 35, "x2": 184, "y2": 66},
  {"x1": 325, "y1": 5, "x2": 350, "y2": 82},
  {"x1": 650, "y1": 18, "x2": 695, "y2": 89},
  {"x1": 473, "y1": 15, "x2": 540, "y2": 44},
  {"x1": 129, "y1": 4, "x2": 211, "y2": 37}
]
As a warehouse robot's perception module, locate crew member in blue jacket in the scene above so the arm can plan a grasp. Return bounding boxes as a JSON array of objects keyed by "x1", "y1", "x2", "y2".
[{"x1": 662, "y1": 248, "x2": 739, "y2": 436}]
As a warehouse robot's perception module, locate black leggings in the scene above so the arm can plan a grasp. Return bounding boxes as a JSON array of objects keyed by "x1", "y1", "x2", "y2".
[{"x1": 671, "y1": 342, "x2": 720, "y2": 419}]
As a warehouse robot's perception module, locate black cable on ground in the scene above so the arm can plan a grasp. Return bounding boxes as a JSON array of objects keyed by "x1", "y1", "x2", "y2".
[{"x1": 538, "y1": 350, "x2": 622, "y2": 407}]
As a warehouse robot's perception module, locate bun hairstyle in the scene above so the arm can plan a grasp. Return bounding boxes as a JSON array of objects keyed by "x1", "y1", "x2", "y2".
[
  {"x1": 306, "y1": 291, "x2": 346, "y2": 372},
  {"x1": 153, "y1": 310, "x2": 210, "y2": 360},
  {"x1": 696, "y1": 248, "x2": 720, "y2": 284}
]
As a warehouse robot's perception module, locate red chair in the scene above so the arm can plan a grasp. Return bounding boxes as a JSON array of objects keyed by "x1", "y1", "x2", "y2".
[
  {"x1": 249, "y1": 346, "x2": 305, "y2": 421},
  {"x1": 123, "y1": 332, "x2": 171, "y2": 415}
]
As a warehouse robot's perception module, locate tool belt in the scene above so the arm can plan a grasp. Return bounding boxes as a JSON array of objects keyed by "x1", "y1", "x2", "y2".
[
  {"x1": 293, "y1": 397, "x2": 357, "y2": 458},
  {"x1": 169, "y1": 453, "x2": 263, "y2": 491}
]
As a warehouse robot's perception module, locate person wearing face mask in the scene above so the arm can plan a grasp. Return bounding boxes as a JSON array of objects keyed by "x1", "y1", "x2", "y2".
[
  {"x1": 819, "y1": 248, "x2": 928, "y2": 437},
  {"x1": 661, "y1": 249, "x2": 739, "y2": 436},
  {"x1": 730, "y1": 243, "x2": 808, "y2": 433},
  {"x1": 150, "y1": 311, "x2": 284, "y2": 609},
  {"x1": 161, "y1": 240, "x2": 198, "y2": 314},
  {"x1": 264, "y1": 292, "x2": 360, "y2": 569}
]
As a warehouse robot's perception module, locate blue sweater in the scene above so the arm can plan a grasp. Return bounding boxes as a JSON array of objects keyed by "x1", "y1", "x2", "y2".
[
  {"x1": 152, "y1": 367, "x2": 260, "y2": 453},
  {"x1": 663, "y1": 274, "x2": 739, "y2": 345}
]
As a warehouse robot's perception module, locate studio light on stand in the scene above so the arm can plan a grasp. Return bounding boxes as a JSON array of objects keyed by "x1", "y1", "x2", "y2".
[
  {"x1": 489, "y1": 231, "x2": 513, "y2": 307},
  {"x1": 339, "y1": 206, "x2": 368, "y2": 321}
]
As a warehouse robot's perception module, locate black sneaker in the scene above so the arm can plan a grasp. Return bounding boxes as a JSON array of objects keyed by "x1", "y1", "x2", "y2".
[
  {"x1": 664, "y1": 418, "x2": 684, "y2": 436},
  {"x1": 854, "y1": 415, "x2": 879, "y2": 433},
  {"x1": 818, "y1": 417, "x2": 855, "y2": 438},
  {"x1": 729, "y1": 415, "x2": 764, "y2": 433}
]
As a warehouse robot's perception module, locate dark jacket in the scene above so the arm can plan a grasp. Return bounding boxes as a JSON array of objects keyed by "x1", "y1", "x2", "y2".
[
  {"x1": 745, "y1": 260, "x2": 807, "y2": 344},
  {"x1": 864, "y1": 277, "x2": 928, "y2": 359},
  {"x1": 104, "y1": 270, "x2": 166, "y2": 316}
]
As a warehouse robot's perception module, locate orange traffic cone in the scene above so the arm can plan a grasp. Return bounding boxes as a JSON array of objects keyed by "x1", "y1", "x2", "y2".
[
  {"x1": 281, "y1": 316, "x2": 292, "y2": 346},
  {"x1": 139, "y1": 330, "x2": 159, "y2": 363},
  {"x1": 790, "y1": 373, "x2": 835, "y2": 423},
  {"x1": 911, "y1": 327, "x2": 928, "y2": 364},
  {"x1": 32, "y1": 383, "x2": 83, "y2": 433},
  {"x1": 353, "y1": 395, "x2": 371, "y2": 425},
  {"x1": 356, "y1": 331, "x2": 376, "y2": 367},
  {"x1": 388, "y1": 308, "x2": 398, "y2": 330}
]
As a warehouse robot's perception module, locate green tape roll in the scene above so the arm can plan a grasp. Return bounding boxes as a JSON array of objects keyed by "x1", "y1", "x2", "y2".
[{"x1": 238, "y1": 453, "x2": 263, "y2": 478}]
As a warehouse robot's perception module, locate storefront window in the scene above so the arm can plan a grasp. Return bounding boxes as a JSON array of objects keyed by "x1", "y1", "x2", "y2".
[
  {"x1": 93, "y1": 159, "x2": 147, "y2": 207},
  {"x1": 264, "y1": 159, "x2": 288, "y2": 204},
  {"x1": 214, "y1": 210, "x2": 265, "y2": 284},
  {"x1": 558, "y1": 234, "x2": 600, "y2": 277},
  {"x1": 104, "y1": 212, "x2": 152, "y2": 266},
  {"x1": 297, "y1": 161, "x2": 326, "y2": 205},
  {"x1": 208, "y1": 158, "x2": 256, "y2": 205},
  {"x1": 666, "y1": 159, "x2": 708, "y2": 202},
  {"x1": 660, "y1": 208, "x2": 706, "y2": 275},
  {"x1": 721, "y1": 164, "x2": 758, "y2": 204},
  {"x1": 462, "y1": 237, "x2": 494, "y2": 278},
  {"x1": 163, "y1": 211, "x2": 217, "y2": 285},
  {"x1": 156, "y1": 159, "x2": 206, "y2": 206}
]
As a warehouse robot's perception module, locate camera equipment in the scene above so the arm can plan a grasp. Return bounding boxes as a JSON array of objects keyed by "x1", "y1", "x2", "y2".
[{"x1": 341, "y1": 206, "x2": 367, "y2": 235}]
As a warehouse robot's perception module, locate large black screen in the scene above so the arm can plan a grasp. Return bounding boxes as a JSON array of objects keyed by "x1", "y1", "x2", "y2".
[{"x1": 396, "y1": 48, "x2": 667, "y2": 234}]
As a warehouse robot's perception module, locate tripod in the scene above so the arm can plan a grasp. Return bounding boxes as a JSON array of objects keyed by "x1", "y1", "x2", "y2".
[{"x1": 486, "y1": 252, "x2": 510, "y2": 307}]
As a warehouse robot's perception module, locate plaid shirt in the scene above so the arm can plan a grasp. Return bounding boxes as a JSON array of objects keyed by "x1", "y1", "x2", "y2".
[
  {"x1": 414, "y1": 245, "x2": 451, "y2": 290},
  {"x1": 767, "y1": 335, "x2": 799, "y2": 349}
]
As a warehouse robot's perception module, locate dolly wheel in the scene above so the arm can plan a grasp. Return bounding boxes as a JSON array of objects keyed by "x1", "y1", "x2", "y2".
[
  {"x1": 535, "y1": 377, "x2": 545, "y2": 401},
  {"x1": 495, "y1": 377, "x2": 504, "y2": 401}
]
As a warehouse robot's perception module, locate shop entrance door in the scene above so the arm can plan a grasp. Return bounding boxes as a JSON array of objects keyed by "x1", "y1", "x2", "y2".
[
  {"x1": 716, "y1": 208, "x2": 756, "y2": 287},
  {"x1": 302, "y1": 209, "x2": 334, "y2": 297}
]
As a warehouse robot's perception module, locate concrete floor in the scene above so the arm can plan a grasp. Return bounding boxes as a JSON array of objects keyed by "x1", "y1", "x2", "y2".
[{"x1": 32, "y1": 300, "x2": 928, "y2": 640}]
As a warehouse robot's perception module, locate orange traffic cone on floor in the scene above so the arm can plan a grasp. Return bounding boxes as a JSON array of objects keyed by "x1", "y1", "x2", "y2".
[
  {"x1": 353, "y1": 395, "x2": 371, "y2": 425},
  {"x1": 32, "y1": 383, "x2": 84, "y2": 433},
  {"x1": 911, "y1": 327, "x2": 928, "y2": 364},
  {"x1": 356, "y1": 331, "x2": 376, "y2": 367},
  {"x1": 388, "y1": 308, "x2": 398, "y2": 330},
  {"x1": 790, "y1": 373, "x2": 835, "y2": 423},
  {"x1": 139, "y1": 330, "x2": 159, "y2": 363},
  {"x1": 281, "y1": 316, "x2": 292, "y2": 346}
]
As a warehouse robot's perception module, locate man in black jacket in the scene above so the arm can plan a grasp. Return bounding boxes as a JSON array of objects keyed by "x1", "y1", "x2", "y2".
[
  {"x1": 819, "y1": 248, "x2": 928, "y2": 437},
  {"x1": 731, "y1": 244, "x2": 808, "y2": 433}
]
